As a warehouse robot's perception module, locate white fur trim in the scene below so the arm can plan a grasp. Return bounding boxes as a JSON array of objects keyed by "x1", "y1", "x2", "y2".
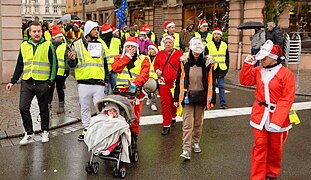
[
  {"x1": 146, "y1": 27, "x2": 150, "y2": 30},
  {"x1": 125, "y1": 53, "x2": 133, "y2": 59},
  {"x1": 102, "y1": 28, "x2": 112, "y2": 34},
  {"x1": 124, "y1": 41, "x2": 138, "y2": 48},
  {"x1": 200, "y1": 22, "x2": 208, "y2": 28},
  {"x1": 139, "y1": 31, "x2": 147, "y2": 35},
  {"x1": 212, "y1": 30, "x2": 222, "y2": 35},
  {"x1": 166, "y1": 22, "x2": 175, "y2": 29},
  {"x1": 269, "y1": 123, "x2": 281, "y2": 131},
  {"x1": 112, "y1": 29, "x2": 119, "y2": 34},
  {"x1": 162, "y1": 36, "x2": 174, "y2": 42},
  {"x1": 148, "y1": 45, "x2": 158, "y2": 54},
  {"x1": 155, "y1": 69, "x2": 160, "y2": 73},
  {"x1": 52, "y1": 33, "x2": 63, "y2": 39},
  {"x1": 268, "y1": 53, "x2": 278, "y2": 60}
]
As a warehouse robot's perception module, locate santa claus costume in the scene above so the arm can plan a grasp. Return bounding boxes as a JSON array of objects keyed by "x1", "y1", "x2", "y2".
[{"x1": 240, "y1": 40, "x2": 295, "y2": 180}]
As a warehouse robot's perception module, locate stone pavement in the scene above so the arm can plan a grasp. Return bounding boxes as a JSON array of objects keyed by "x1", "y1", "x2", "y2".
[{"x1": 0, "y1": 68, "x2": 310, "y2": 143}]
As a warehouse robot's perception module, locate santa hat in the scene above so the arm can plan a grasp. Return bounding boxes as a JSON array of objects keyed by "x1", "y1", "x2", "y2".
[
  {"x1": 162, "y1": 35, "x2": 175, "y2": 42},
  {"x1": 163, "y1": 21, "x2": 175, "y2": 32},
  {"x1": 144, "y1": 24, "x2": 150, "y2": 31},
  {"x1": 102, "y1": 102, "x2": 120, "y2": 114},
  {"x1": 74, "y1": 21, "x2": 80, "y2": 27},
  {"x1": 199, "y1": 19, "x2": 208, "y2": 28},
  {"x1": 112, "y1": 27, "x2": 119, "y2": 34},
  {"x1": 139, "y1": 25, "x2": 147, "y2": 35},
  {"x1": 52, "y1": 24, "x2": 63, "y2": 39},
  {"x1": 212, "y1": 27, "x2": 222, "y2": 35},
  {"x1": 84, "y1": 20, "x2": 99, "y2": 37},
  {"x1": 148, "y1": 44, "x2": 159, "y2": 54},
  {"x1": 189, "y1": 37, "x2": 204, "y2": 54},
  {"x1": 122, "y1": 24, "x2": 128, "y2": 29},
  {"x1": 122, "y1": 37, "x2": 139, "y2": 56},
  {"x1": 101, "y1": 23, "x2": 112, "y2": 34}
]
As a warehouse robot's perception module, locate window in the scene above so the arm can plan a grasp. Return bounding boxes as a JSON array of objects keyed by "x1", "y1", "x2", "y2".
[
  {"x1": 73, "y1": 0, "x2": 77, "y2": 6},
  {"x1": 45, "y1": 7, "x2": 49, "y2": 13},
  {"x1": 35, "y1": 6, "x2": 39, "y2": 12},
  {"x1": 45, "y1": 0, "x2": 49, "y2": 4},
  {"x1": 54, "y1": 0, "x2": 57, "y2": 4},
  {"x1": 62, "y1": 7, "x2": 66, "y2": 14},
  {"x1": 54, "y1": 6, "x2": 57, "y2": 13}
]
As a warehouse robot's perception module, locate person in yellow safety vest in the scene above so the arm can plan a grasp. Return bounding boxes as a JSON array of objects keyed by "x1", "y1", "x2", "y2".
[
  {"x1": 67, "y1": 20, "x2": 109, "y2": 141},
  {"x1": 160, "y1": 21, "x2": 188, "y2": 52},
  {"x1": 174, "y1": 37, "x2": 216, "y2": 160},
  {"x1": 67, "y1": 22, "x2": 83, "y2": 44},
  {"x1": 144, "y1": 24, "x2": 158, "y2": 44},
  {"x1": 124, "y1": 24, "x2": 138, "y2": 40},
  {"x1": 22, "y1": 20, "x2": 32, "y2": 41},
  {"x1": 112, "y1": 37, "x2": 150, "y2": 149},
  {"x1": 120, "y1": 24, "x2": 129, "y2": 44},
  {"x1": 99, "y1": 23, "x2": 122, "y2": 94},
  {"x1": 6, "y1": 21, "x2": 58, "y2": 145},
  {"x1": 194, "y1": 19, "x2": 213, "y2": 47},
  {"x1": 48, "y1": 24, "x2": 71, "y2": 114},
  {"x1": 145, "y1": 44, "x2": 159, "y2": 111},
  {"x1": 44, "y1": 22, "x2": 53, "y2": 41},
  {"x1": 205, "y1": 27, "x2": 229, "y2": 109},
  {"x1": 112, "y1": 27, "x2": 120, "y2": 39}
]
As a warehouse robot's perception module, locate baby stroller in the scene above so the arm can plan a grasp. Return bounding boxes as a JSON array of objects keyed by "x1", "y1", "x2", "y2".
[{"x1": 84, "y1": 95, "x2": 139, "y2": 178}]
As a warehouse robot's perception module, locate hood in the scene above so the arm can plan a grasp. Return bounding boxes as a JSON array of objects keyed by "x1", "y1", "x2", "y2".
[{"x1": 186, "y1": 20, "x2": 194, "y2": 28}]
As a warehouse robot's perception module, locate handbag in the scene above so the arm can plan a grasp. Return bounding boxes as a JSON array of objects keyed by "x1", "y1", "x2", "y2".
[{"x1": 188, "y1": 90, "x2": 206, "y2": 105}]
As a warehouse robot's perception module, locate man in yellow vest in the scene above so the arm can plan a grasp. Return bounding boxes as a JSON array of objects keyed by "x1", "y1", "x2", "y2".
[
  {"x1": 194, "y1": 19, "x2": 213, "y2": 47},
  {"x1": 112, "y1": 37, "x2": 150, "y2": 148},
  {"x1": 99, "y1": 23, "x2": 121, "y2": 94},
  {"x1": 144, "y1": 24, "x2": 157, "y2": 44},
  {"x1": 205, "y1": 27, "x2": 229, "y2": 109},
  {"x1": 48, "y1": 25, "x2": 70, "y2": 114},
  {"x1": 67, "y1": 22, "x2": 83, "y2": 44},
  {"x1": 6, "y1": 21, "x2": 58, "y2": 145},
  {"x1": 160, "y1": 21, "x2": 188, "y2": 51},
  {"x1": 44, "y1": 22, "x2": 53, "y2": 41},
  {"x1": 68, "y1": 20, "x2": 109, "y2": 141}
]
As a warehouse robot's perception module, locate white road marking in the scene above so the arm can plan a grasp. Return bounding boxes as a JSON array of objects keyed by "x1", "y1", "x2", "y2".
[{"x1": 140, "y1": 101, "x2": 311, "y2": 126}]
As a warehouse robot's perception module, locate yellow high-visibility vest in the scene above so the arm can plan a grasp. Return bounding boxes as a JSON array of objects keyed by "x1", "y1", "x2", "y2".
[
  {"x1": 73, "y1": 39, "x2": 105, "y2": 80},
  {"x1": 68, "y1": 29, "x2": 82, "y2": 43},
  {"x1": 23, "y1": 27, "x2": 29, "y2": 41},
  {"x1": 21, "y1": 41, "x2": 51, "y2": 81},
  {"x1": 194, "y1": 32, "x2": 213, "y2": 46},
  {"x1": 116, "y1": 55, "x2": 147, "y2": 85},
  {"x1": 99, "y1": 38, "x2": 121, "y2": 71},
  {"x1": 148, "y1": 56, "x2": 158, "y2": 79},
  {"x1": 162, "y1": 33, "x2": 180, "y2": 50},
  {"x1": 150, "y1": 32, "x2": 156, "y2": 44},
  {"x1": 125, "y1": 32, "x2": 138, "y2": 40},
  {"x1": 289, "y1": 106, "x2": 300, "y2": 125},
  {"x1": 207, "y1": 41, "x2": 227, "y2": 70},
  {"x1": 56, "y1": 43, "x2": 67, "y2": 76},
  {"x1": 44, "y1": 31, "x2": 52, "y2": 41}
]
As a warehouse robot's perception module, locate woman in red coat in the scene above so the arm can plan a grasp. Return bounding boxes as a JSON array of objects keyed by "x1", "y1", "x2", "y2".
[
  {"x1": 154, "y1": 35, "x2": 183, "y2": 135},
  {"x1": 240, "y1": 40, "x2": 295, "y2": 180}
]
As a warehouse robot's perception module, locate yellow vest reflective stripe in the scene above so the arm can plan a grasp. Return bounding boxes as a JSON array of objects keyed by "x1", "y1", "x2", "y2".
[
  {"x1": 194, "y1": 32, "x2": 213, "y2": 46},
  {"x1": 56, "y1": 43, "x2": 67, "y2": 76},
  {"x1": 150, "y1": 32, "x2": 156, "y2": 43},
  {"x1": 23, "y1": 27, "x2": 29, "y2": 41},
  {"x1": 99, "y1": 38, "x2": 121, "y2": 71},
  {"x1": 73, "y1": 39, "x2": 105, "y2": 80},
  {"x1": 116, "y1": 55, "x2": 146, "y2": 85},
  {"x1": 44, "y1": 31, "x2": 51, "y2": 41},
  {"x1": 289, "y1": 106, "x2": 300, "y2": 125},
  {"x1": 148, "y1": 56, "x2": 158, "y2": 79},
  {"x1": 162, "y1": 33, "x2": 180, "y2": 50},
  {"x1": 21, "y1": 41, "x2": 51, "y2": 81},
  {"x1": 207, "y1": 41, "x2": 227, "y2": 70}
]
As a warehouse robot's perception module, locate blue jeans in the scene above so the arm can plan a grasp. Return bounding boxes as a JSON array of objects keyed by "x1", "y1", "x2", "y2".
[
  {"x1": 216, "y1": 77, "x2": 226, "y2": 106},
  {"x1": 106, "y1": 71, "x2": 118, "y2": 95},
  {"x1": 251, "y1": 48, "x2": 260, "y2": 67}
]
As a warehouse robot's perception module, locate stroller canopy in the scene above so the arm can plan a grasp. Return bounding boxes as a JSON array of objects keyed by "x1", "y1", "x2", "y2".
[{"x1": 96, "y1": 95, "x2": 136, "y2": 123}]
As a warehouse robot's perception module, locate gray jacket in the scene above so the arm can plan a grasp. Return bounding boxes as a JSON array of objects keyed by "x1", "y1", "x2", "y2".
[{"x1": 251, "y1": 30, "x2": 265, "y2": 49}]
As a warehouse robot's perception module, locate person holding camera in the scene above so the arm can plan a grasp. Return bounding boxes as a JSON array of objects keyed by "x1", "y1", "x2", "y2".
[{"x1": 174, "y1": 37, "x2": 216, "y2": 160}]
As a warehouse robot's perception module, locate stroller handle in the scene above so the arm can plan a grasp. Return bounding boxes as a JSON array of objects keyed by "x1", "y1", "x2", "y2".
[{"x1": 113, "y1": 84, "x2": 142, "y2": 99}]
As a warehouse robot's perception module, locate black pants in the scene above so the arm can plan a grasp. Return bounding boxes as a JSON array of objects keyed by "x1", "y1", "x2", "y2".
[
  {"x1": 19, "y1": 80, "x2": 50, "y2": 134},
  {"x1": 48, "y1": 75, "x2": 68, "y2": 104}
]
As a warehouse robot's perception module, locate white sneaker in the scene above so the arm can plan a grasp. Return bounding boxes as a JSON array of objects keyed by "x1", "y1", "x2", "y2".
[
  {"x1": 180, "y1": 150, "x2": 191, "y2": 160},
  {"x1": 41, "y1": 131, "x2": 49, "y2": 143},
  {"x1": 19, "y1": 133, "x2": 34, "y2": 145},
  {"x1": 192, "y1": 143, "x2": 201, "y2": 153},
  {"x1": 146, "y1": 99, "x2": 151, "y2": 106},
  {"x1": 151, "y1": 104, "x2": 157, "y2": 111}
]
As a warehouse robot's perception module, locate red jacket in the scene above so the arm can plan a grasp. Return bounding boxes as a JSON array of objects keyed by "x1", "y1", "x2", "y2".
[
  {"x1": 154, "y1": 49, "x2": 183, "y2": 88},
  {"x1": 240, "y1": 62, "x2": 295, "y2": 131}
]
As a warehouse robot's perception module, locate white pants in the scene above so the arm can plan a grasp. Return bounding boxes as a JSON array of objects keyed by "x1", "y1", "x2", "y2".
[{"x1": 78, "y1": 84, "x2": 106, "y2": 129}]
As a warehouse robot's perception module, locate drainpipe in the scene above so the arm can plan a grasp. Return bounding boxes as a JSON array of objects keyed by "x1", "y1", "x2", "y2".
[{"x1": 237, "y1": 0, "x2": 244, "y2": 70}]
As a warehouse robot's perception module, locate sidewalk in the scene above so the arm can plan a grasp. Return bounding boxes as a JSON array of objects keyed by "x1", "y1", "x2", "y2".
[{"x1": 0, "y1": 69, "x2": 310, "y2": 139}]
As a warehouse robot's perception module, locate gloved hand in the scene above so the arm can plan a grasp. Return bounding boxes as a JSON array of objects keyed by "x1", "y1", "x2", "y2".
[{"x1": 129, "y1": 83, "x2": 137, "y2": 93}]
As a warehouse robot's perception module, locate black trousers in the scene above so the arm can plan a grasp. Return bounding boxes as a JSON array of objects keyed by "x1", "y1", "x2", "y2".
[
  {"x1": 19, "y1": 80, "x2": 50, "y2": 134},
  {"x1": 48, "y1": 75, "x2": 68, "y2": 104}
]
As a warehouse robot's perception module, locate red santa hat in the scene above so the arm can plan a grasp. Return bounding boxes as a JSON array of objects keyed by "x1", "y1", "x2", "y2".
[
  {"x1": 122, "y1": 37, "x2": 139, "y2": 56},
  {"x1": 162, "y1": 35, "x2": 175, "y2": 42},
  {"x1": 112, "y1": 27, "x2": 119, "y2": 34},
  {"x1": 74, "y1": 21, "x2": 80, "y2": 27},
  {"x1": 139, "y1": 25, "x2": 147, "y2": 35},
  {"x1": 122, "y1": 24, "x2": 128, "y2": 29},
  {"x1": 148, "y1": 44, "x2": 159, "y2": 54},
  {"x1": 144, "y1": 24, "x2": 150, "y2": 31},
  {"x1": 52, "y1": 24, "x2": 63, "y2": 39},
  {"x1": 101, "y1": 23, "x2": 112, "y2": 34},
  {"x1": 199, "y1": 19, "x2": 208, "y2": 28},
  {"x1": 163, "y1": 21, "x2": 175, "y2": 32},
  {"x1": 212, "y1": 27, "x2": 222, "y2": 35}
]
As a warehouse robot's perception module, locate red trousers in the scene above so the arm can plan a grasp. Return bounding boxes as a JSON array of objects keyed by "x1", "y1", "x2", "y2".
[
  {"x1": 158, "y1": 84, "x2": 177, "y2": 127},
  {"x1": 131, "y1": 101, "x2": 143, "y2": 136},
  {"x1": 251, "y1": 128, "x2": 288, "y2": 180}
]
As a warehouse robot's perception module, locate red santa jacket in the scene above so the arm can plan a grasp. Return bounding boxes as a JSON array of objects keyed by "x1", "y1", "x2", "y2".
[
  {"x1": 154, "y1": 49, "x2": 183, "y2": 88},
  {"x1": 240, "y1": 62, "x2": 295, "y2": 131}
]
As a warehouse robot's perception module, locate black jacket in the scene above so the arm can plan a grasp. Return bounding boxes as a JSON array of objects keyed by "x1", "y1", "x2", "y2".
[{"x1": 267, "y1": 27, "x2": 283, "y2": 47}]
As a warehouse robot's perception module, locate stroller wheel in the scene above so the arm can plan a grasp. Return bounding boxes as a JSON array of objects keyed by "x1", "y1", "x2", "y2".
[
  {"x1": 92, "y1": 162, "x2": 99, "y2": 174},
  {"x1": 113, "y1": 167, "x2": 119, "y2": 177},
  {"x1": 119, "y1": 166, "x2": 127, "y2": 178},
  {"x1": 85, "y1": 161, "x2": 93, "y2": 174},
  {"x1": 132, "y1": 151, "x2": 139, "y2": 162}
]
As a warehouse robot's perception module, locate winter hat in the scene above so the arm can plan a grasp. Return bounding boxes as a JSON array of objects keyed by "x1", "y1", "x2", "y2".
[
  {"x1": 144, "y1": 24, "x2": 150, "y2": 31},
  {"x1": 112, "y1": 27, "x2": 119, "y2": 34},
  {"x1": 162, "y1": 35, "x2": 175, "y2": 42},
  {"x1": 84, "y1": 20, "x2": 99, "y2": 37},
  {"x1": 148, "y1": 44, "x2": 159, "y2": 54},
  {"x1": 189, "y1": 37, "x2": 204, "y2": 54},
  {"x1": 102, "y1": 102, "x2": 120, "y2": 114},
  {"x1": 163, "y1": 21, "x2": 175, "y2": 32},
  {"x1": 52, "y1": 24, "x2": 63, "y2": 39},
  {"x1": 74, "y1": 21, "x2": 80, "y2": 27},
  {"x1": 122, "y1": 37, "x2": 139, "y2": 56},
  {"x1": 212, "y1": 27, "x2": 222, "y2": 35},
  {"x1": 139, "y1": 25, "x2": 147, "y2": 35},
  {"x1": 255, "y1": 40, "x2": 284, "y2": 60},
  {"x1": 199, "y1": 19, "x2": 208, "y2": 28},
  {"x1": 101, "y1": 23, "x2": 112, "y2": 34}
]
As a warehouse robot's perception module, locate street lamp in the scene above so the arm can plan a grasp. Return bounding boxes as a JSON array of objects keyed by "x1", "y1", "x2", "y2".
[{"x1": 82, "y1": 0, "x2": 86, "y2": 21}]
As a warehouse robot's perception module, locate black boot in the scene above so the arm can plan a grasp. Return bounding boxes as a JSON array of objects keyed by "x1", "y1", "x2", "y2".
[
  {"x1": 266, "y1": 177, "x2": 277, "y2": 180},
  {"x1": 171, "y1": 119, "x2": 176, "y2": 127},
  {"x1": 161, "y1": 127, "x2": 170, "y2": 135},
  {"x1": 131, "y1": 133, "x2": 138, "y2": 149}
]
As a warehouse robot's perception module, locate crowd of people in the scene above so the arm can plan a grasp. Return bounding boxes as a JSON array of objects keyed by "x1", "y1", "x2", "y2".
[{"x1": 6, "y1": 18, "x2": 298, "y2": 180}]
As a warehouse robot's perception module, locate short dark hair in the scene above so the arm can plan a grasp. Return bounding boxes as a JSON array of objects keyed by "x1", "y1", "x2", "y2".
[{"x1": 29, "y1": 21, "x2": 42, "y2": 30}]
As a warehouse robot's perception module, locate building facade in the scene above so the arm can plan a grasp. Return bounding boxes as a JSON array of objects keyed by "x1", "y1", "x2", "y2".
[{"x1": 22, "y1": 0, "x2": 66, "y2": 22}]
